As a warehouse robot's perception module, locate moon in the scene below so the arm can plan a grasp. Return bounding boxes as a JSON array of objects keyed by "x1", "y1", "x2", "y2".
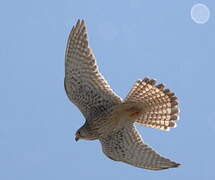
[{"x1": 191, "y1": 4, "x2": 210, "y2": 24}]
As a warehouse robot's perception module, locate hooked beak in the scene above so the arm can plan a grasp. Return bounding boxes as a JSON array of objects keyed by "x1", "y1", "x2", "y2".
[{"x1": 75, "y1": 135, "x2": 79, "y2": 141}]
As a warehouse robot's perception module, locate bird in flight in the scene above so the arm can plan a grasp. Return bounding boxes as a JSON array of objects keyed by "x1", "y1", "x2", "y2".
[{"x1": 64, "y1": 19, "x2": 180, "y2": 170}]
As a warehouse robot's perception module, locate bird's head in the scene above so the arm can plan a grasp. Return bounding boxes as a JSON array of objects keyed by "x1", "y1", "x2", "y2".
[
  {"x1": 75, "y1": 127, "x2": 86, "y2": 141},
  {"x1": 75, "y1": 125, "x2": 97, "y2": 141}
]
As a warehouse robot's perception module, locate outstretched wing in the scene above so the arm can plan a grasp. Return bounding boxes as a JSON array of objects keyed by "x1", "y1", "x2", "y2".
[
  {"x1": 100, "y1": 126, "x2": 180, "y2": 170},
  {"x1": 124, "y1": 77, "x2": 179, "y2": 131},
  {"x1": 65, "y1": 20, "x2": 122, "y2": 120}
]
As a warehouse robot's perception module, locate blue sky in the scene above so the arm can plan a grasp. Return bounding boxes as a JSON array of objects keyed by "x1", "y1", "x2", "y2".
[{"x1": 0, "y1": 0, "x2": 215, "y2": 179}]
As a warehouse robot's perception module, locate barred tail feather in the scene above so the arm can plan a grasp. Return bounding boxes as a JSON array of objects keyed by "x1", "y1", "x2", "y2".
[{"x1": 124, "y1": 77, "x2": 180, "y2": 131}]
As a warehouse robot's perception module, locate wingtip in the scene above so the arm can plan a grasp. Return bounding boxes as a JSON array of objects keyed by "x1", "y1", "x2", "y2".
[
  {"x1": 172, "y1": 162, "x2": 181, "y2": 168},
  {"x1": 158, "y1": 162, "x2": 181, "y2": 170},
  {"x1": 76, "y1": 19, "x2": 85, "y2": 25},
  {"x1": 70, "y1": 19, "x2": 87, "y2": 36},
  {"x1": 74, "y1": 19, "x2": 85, "y2": 28},
  {"x1": 145, "y1": 162, "x2": 181, "y2": 170}
]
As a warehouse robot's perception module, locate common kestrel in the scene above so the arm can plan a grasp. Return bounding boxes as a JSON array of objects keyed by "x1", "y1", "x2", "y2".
[{"x1": 64, "y1": 19, "x2": 180, "y2": 170}]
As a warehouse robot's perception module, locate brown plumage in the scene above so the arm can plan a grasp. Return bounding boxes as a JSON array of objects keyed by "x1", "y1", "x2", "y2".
[{"x1": 65, "y1": 19, "x2": 180, "y2": 170}]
